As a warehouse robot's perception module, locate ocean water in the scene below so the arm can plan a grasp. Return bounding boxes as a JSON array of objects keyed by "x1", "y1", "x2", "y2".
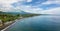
[{"x1": 5, "y1": 15, "x2": 60, "y2": 31}]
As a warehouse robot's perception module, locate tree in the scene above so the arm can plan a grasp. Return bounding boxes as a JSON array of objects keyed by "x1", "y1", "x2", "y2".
[{"x1": 17, "y1": 14, "x2": 20, "y2": 17}]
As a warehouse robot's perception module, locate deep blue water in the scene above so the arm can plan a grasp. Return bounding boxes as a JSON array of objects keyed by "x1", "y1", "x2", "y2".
[{"x1": 5, "y1": 15, "x2": 60, "y2": 31}]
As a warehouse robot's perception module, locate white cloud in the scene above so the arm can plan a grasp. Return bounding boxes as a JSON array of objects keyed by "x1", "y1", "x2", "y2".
[
  {"x1": 42, "y1": 0, "x2": 60, "y2": 4},
  {"x1": 40, "y1": 7, "x2": 60, "y2": 14},
  {"x1": 15, "y1": 5, "x2": 43, "y2": 13},
  {"x1": 16, "y1": 5, "x2": 60, "y2": 14},
  {"x1": 26, "y1": 0, "x2": 32, "y2": 2},
  {"x1": 0, "y1": 0, "x2": 17, "y2": 4},
  {"x1": 0, "y1": 0, "x2": 25, "y2": 12},
  {"x1": 0, "y1": 0, "x2": 60, "y2": 14},
  {"x1": 0, "y1": 0, "x2": 17, "y2": 11},
  {"x1": 14, "y1": 2, "x2": 60, "y2": 14}
]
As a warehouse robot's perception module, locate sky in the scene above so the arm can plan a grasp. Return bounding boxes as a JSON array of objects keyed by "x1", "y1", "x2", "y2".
[{"x1": 0, "y1": 0, "x2": 60, "y2": 14}]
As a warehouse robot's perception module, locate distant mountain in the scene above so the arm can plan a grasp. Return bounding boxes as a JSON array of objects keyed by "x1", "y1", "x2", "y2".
[
  {"x1": 19, "y1": 11, "x2": 31, "y2": 14},
  {"x1": 0, "y1": 11, "x2": 31, "y2": 14}
]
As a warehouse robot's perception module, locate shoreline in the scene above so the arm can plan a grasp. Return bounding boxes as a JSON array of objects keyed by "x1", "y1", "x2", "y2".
[
  {"x1": 1, "y1": 19, "x2": 18, "y2": 31},
  {"x1": 1, "y1": 15, "x2": 40, "y2": 31}
]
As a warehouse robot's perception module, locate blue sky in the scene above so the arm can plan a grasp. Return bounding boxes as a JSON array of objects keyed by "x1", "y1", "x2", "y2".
[{"x1": 0, "y1": 0, "x2": 60, "y2": 14}]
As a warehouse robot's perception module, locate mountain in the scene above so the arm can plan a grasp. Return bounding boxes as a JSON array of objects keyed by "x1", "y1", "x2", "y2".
[
  {"x1": 19, "y1": 11, "x2": 31, "y2": 14},
  {"x1": 0, "y1": 11, "x2": 31, "y2": 14}
]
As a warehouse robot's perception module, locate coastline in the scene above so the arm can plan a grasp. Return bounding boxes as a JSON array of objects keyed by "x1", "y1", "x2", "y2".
[
  {"x1": 1, "y1": 16, "x2": 23, "y2": 31},
  {"x1": 1, "y1": 19, "x2": 18, "y2": 31},
  {"x1": 0, "y1": 15, "x2": 40, "y2": 31}
]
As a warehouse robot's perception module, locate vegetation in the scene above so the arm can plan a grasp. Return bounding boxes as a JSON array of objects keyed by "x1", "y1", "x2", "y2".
[
  {"x1": 0, "y1": 11, "x2": 40, "y2": 29},
  {"x1": 0, "y1": 14, "x2": 20, "y2": 25},
  {"x1": 21, "y1": 14, "x2": 40, "y2": 18}
]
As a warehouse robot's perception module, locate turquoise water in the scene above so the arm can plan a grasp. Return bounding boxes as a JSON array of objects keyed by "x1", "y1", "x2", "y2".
[{"x1": 5, "y1": 15, "x2": 60, "y2": 31}]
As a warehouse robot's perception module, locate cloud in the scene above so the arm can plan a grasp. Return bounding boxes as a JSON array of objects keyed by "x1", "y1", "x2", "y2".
[
  {"x1": 0, "y1": 0, "x2": 33, "y2": 12},
  {"x1": 0, "y1": 0, "x2": 17, "y2": 12},
  {"x1": 22, "y1": 0, "x2": 60, "y2": 14},
  {"x1": 0, "y1": 0, "x2": 25, "y2": 12},
  {"x1": 14, "y1": 5, "x2": 43, "y2": 13},
  {"x1": 0, "y1": 0, "x2": 18, "y2": 4},
  {"x1": 0, "y1": 0, "x2": 18, "y2": 7},
  {"x1": 40, "y1": 7, "x2": 60, "y2": 14},
  {"x1": 26, "y1": 0, "x2": 32, "y2": 2},
  {"x1": 0, "y1": 0, "x2": 60, "y2": 14},
  {"x1": 42, "y1": 0, "x2": 60, "y2": 4},
  {"x1": 22, "y1": 6, "x2": 60, "y2": 14}
]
